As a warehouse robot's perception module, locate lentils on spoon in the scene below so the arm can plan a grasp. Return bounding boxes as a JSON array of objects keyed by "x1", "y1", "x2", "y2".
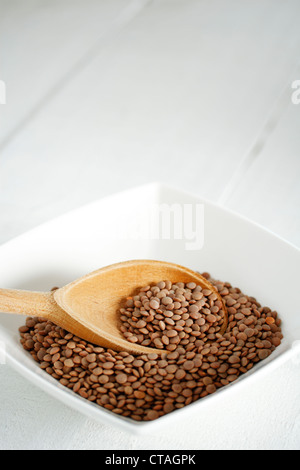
[{"x1": 119, "y1": 280, "x2": 226, "y2": 350}]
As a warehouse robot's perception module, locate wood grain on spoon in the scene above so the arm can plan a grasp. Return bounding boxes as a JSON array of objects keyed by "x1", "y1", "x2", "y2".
[{"x1": 0, "y1": 260, "x2": 228, "y2": 354}]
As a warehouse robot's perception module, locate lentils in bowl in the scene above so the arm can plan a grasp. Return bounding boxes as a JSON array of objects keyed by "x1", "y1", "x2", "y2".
[{"x1": 19, "y1": 272, "x2": 283, "y2": 421}]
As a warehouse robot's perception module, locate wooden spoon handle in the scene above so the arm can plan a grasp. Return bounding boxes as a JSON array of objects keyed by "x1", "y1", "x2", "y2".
[
  {"x1": 0, "y1": 288, "x2": 113, "y2": 346},
  {"x1": 0, "y1": 288, "x2": 56, "y2": 319}
]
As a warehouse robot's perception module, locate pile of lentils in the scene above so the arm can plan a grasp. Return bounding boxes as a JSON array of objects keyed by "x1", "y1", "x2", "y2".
[
  {"x1": 119, "y1": 280, "x2": 227, "y2": 350},
  {"x1": 19, "y1": 273, "x2": 283, "y2": 422}
]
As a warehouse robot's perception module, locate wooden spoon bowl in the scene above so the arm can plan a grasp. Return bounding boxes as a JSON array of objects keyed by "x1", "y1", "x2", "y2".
[{"x1": 0, "y1": 260, "x2": 228, "y2": 354}]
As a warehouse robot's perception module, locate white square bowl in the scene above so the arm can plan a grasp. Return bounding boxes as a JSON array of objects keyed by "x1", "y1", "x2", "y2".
[{"x1": 0, "y1": 183, "x2": 299, "y2": 435}]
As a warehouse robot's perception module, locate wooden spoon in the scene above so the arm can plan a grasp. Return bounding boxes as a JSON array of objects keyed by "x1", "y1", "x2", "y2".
[{"x1": 0, "y1": 260, "x2": 228, "y2": 355}]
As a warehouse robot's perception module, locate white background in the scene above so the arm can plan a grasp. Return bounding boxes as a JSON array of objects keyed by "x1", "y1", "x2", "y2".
[{"x1": 0, "y1": 0, "x2": 299, "y2": 450}]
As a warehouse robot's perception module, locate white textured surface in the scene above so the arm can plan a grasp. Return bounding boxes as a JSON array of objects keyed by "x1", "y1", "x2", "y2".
[{"x1": 0, "y1": 0, "x2": 299, "y2": 450}]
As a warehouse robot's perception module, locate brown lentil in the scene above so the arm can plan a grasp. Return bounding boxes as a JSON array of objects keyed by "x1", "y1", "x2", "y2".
[{"x1": 19, "y1": 273, "x2": 283, "y2": 422}]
